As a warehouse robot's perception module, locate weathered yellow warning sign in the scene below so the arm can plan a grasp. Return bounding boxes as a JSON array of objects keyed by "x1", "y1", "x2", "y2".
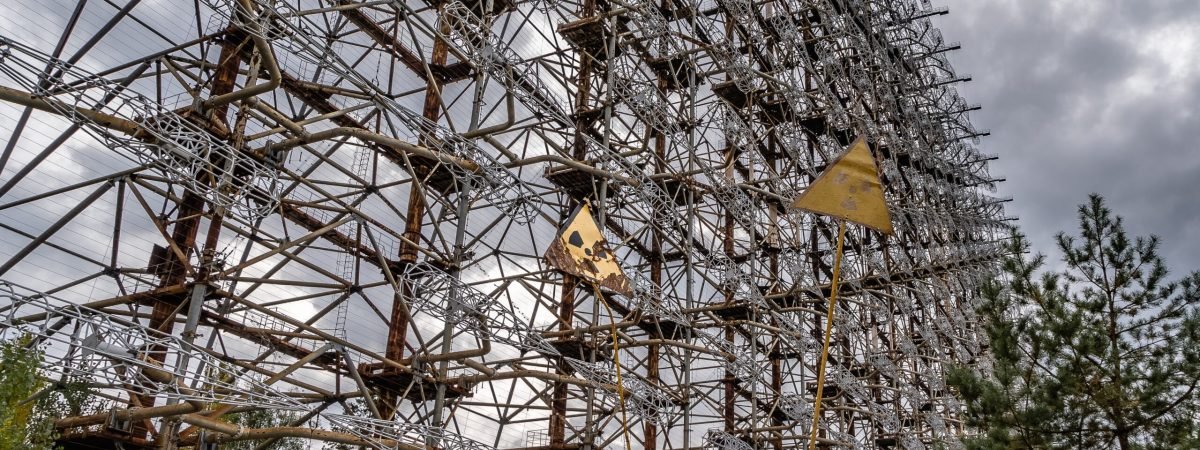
[
  {"x1": 544, "y1": 203, "x2": 633, "y2": 295},
  {"x1": 792, "y1": 137, "x2": 894, "y2": 235}
]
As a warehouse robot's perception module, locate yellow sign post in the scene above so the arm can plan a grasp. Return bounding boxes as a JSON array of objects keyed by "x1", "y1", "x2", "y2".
[
  {"x1": 791, "y1": 137, "x2": 893, "y2": 449},
  {"x1": 545, "y1": 202, "x2": 635, "y2": 450}
]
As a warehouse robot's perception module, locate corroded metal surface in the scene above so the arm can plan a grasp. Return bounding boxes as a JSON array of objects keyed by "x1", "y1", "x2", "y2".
[{"x1": 0, "y1": 1, "x2": 1007, "y2": 449}]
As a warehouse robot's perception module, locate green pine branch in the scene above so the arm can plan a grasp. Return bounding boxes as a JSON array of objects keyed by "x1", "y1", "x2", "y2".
[{"x1": 950, "y1": 195, "x2": 1200, "y2": 449}]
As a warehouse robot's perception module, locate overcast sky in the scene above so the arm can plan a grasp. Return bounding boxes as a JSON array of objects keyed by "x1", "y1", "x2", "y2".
[{"x1": 936, "y1": 0, "x2": 1200, "y2": 276}]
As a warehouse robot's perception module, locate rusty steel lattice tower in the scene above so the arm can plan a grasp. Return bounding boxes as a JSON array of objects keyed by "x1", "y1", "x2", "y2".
[{"x1": 0, "y1": 0, "x2": 1009, "y2": 449}]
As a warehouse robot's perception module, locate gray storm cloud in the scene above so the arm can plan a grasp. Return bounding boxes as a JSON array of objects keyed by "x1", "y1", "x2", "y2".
[{"x1": 938, "y1": 0, "x2": 1200, "y2": 272}]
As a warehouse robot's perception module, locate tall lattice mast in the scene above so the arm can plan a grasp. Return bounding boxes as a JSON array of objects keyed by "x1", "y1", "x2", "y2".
[{"x1": 0, "y1": 0, "x2": 1009, "y2": 449}]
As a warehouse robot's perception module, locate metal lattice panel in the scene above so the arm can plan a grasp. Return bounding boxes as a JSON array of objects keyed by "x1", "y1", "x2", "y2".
[{"x1": 0, "y1": 0, "x2": 1008, "y2": 449}]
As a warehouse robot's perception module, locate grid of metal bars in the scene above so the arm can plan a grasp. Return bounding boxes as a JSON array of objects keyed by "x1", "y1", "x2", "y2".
[{"x1": 0, "y1": 0, "x2": 1008, "y2": 448}]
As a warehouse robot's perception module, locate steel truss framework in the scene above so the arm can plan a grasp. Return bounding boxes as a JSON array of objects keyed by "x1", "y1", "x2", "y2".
[{"x1": 0, "y1": 0, "x2": 1009, "y2": 449}]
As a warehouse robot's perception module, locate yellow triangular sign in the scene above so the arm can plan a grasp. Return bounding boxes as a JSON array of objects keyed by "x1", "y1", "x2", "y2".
[
  {"x1": 792, "y1": 137, "x2": 894, "y2": 235},
  {"x1": 544, "y1": 203, "x2": 633, "y2": 296}
]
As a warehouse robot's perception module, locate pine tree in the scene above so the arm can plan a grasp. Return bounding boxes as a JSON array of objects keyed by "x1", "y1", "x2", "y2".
[{"x1": 949, "y1": 195, "x2": 1200, "y2": 449}]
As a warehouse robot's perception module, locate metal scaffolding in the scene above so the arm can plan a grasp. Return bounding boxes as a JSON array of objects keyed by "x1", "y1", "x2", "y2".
[{"x1": 0, "y1": 0, "x2": 1010, "y2": 449}]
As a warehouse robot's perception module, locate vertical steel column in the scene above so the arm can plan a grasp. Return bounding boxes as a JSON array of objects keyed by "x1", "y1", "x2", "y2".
[
  {"x1": 381, "y1": 2, "x2": 455, "y2": 420},
  {"x1": 144, "y1": 23, "x2": 250, "y2": 445},
  {"x1": 720, "y1": 12, "x2": 749, "y2": 437},
  {"x1": 550, "y1": 1, "x2": 599, "y2": 446},
  {"x1": 643, "y1": 68, "x2": 671, "y2": 450}
]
